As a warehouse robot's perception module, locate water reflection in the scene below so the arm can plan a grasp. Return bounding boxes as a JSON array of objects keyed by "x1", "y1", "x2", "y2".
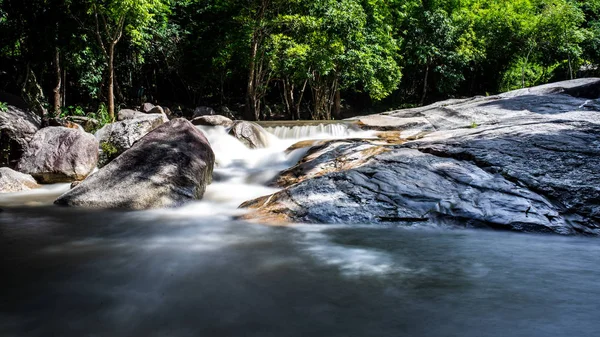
[{"x1": 1, "y1": 207, "x2": 599, "y2": 337}]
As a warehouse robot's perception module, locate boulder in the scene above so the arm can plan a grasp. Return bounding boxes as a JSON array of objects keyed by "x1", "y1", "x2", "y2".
[
  {"x1": 0, "y1": 167, "x2": 40, "y2": 193},
  {"x1": 191, "y1": 115, "x2": 233, "y2": 128},
  {"x1": 46, "y1": 117, "x2": 83, "y2": 130},
  {"x1": 141, "y1": 102, "x2": 155, "y2": 113},
  {"x1": 0, "y1": 105, "x2": 41, "y2": 168},
  {"x1": 193, "y1": 106, "x2": 215, "y2": 118},
  {"x1": 95, "y1": 116, "x2": 165, "y2": 167},
  {"x1": 242, "y1": 79, "x2": 600, "y2": 235},
  {"x1": 148, "y1": 106, "x2": 165, "y2": 115},
  {"x1": 164, "y1": 107, "x2": 176, "y2": 120},
  {"x1": 17, "y1": 127, "x2": 98, "y2": 183},
  {"x1": 55, "y1": 118, "x2": 215, "y2": 209},
  {"x1": 228, "y1": 120, "x2": 271, "y2": 149},
  {"x1": 65, "y1": 116, "x2": 99, "y2": 132},
  {"x1": 118, "y1": 109, "x2": 169, "y2": 123}
]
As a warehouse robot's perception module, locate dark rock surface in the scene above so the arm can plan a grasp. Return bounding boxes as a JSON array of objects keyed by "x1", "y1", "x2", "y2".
[
  {"x1": 0, "y1": 105, "x2": 41, "y2": 168},
  {"x1": 0, "y1": 167, "x2": 40, "y2": 193},
  {"x1": 228, "y1": 120, "x2": 271, "y2": 149},
  {"x1": 242, "y1": 78, "x2": 600, "y2": 234},
  {"x1": 55, "y1": 119, "x2": 215, "y2": 209},
  {"x1": 17, "y1": 127, "x2": 98, "y2": 183},
  {"x1": 95, "y1": 116, "x2": 166, "y2": 167}
]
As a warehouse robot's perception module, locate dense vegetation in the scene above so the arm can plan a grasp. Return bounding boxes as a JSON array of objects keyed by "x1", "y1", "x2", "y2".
[{"x1": 1, "y1": 0, "x2": 599, "y2": 122}]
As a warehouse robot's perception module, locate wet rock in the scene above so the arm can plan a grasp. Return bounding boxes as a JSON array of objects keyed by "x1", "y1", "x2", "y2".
[
  {"x1": 17, "y1": 127, "x2": 98, "y2": 183},
  {"x1": 228, "y1": 121, "x2": 271, "y2": 149},
  {"x1": 0, "y1": 105, "x2": 41, "y2": 168},
  {"x1": 242, "y1": 147, "x2": 592, "y2": 234},
  {"x1": 410, "y1": 120, "x2": 600, "y2": 231},
  {"x1": 0, "y1": 167, "x2": 40, "y2": 193},
  {"x1": 95, "y1": 116, "x2": 165, "y2": 167},
  {"x1": 55, "y1": 119, "x2": 215, "y2": 209},
  {"x1": 191, "y1": 115, "x2": 233, "y2": 128},
  {"x1": 242, "y1": 79, "x2": 600, "y2": 234},
  {"x1": 275, "y1": 140, "x2": 389, "y2": 187}
]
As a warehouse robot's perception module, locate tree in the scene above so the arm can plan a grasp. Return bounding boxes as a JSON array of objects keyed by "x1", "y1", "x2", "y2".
[
  {"x1": 84, "y1": 0, "x2": 168, "y2": 121},
  {"x1": 269, "y1": 0, "x2": 401, "y2": 120}
]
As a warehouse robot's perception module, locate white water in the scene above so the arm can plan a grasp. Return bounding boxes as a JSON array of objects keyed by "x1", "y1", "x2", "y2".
[
  {"x1": 160, "y1": 124, "x2": 374, "y2": 217},
  {"x1": 0, "y1": 123, "x2": 373, "y2": 216},
  {"x1": 265, "y1": 123, "x2": 369, "y2": 139}
]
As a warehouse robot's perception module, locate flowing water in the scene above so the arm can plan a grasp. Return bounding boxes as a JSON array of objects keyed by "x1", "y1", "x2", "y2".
[{"x1": 1, "y1": 124, "x2": 599, "y2": 337}]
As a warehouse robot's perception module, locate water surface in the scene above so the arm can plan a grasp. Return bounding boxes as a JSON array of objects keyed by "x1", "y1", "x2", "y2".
[{"x1": 1, "y1": 123, "x2": 598, "y2": 336}]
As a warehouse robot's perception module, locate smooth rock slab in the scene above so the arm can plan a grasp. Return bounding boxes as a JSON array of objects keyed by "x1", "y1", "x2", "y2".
[
  {"x1": 17, "y1": 127, "x2": 98, "y2": 183},
  {"x1": 0, "y1": 167, "x2": 40, "y2": 193},
  {"x1": 242, "y1": 147, "x2": 590, "y2": 234},
  {"x1": 242, "y1": 79, "x2": 600, "y2": 235},
  {"x1": 55, "y1": 119, "x2": 215, "y2": 209}
]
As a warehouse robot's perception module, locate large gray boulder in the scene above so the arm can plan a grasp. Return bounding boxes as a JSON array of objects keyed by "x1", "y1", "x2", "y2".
[
  {"x1": 0, "y1": 105, "x2": 41, "y2": 168},
  {"x1": 242, "y1": 79, "x2": 600, "y2": 235},
  {"x1": 95, "y1": 116, "x2": 165, "y2": 167},
  {"x1": 228, "y1": 120, "x2": 271, "y2": 149},
  {"x1": 0, "y1": 167, "x2": 40, "y2": 193},
  {"x1": 17, "y1": 127, "x2": 98, "y2": 183},
  {"x1": 55, "y1": 118, "x2": 215, "y2": 209}
]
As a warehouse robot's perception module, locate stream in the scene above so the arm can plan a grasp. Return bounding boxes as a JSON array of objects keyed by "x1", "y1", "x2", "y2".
[{"x1": 1, "y1": 124, "x2": 599, "y2": 336}]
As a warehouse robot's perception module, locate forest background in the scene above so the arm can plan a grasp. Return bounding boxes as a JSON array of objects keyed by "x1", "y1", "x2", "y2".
[{"x1": 1, "y1": 0, "x2": 599, "y2": 124}]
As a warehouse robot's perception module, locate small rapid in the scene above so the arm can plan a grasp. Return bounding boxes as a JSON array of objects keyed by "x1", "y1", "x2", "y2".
[
  {"x1": 263, "y1": 123, "x2": 367, "y2": 140},
  {"x1": 0, "y1": 122, "x2": 374, "y2": 215}
]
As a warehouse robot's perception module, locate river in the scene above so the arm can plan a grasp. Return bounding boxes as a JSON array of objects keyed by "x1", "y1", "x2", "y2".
[{"x1": 1, "y1": 124, "x2": 599, "y2": 336}]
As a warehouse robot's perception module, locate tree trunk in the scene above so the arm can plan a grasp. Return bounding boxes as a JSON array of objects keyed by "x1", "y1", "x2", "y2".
[
  {"x1": 295, "y1": 78, "x2": 308, "y2": 120},
  {"x1": 333, "y1": 89, "x2": 341, "y2": 120},
  {"x1": 568, "y1": 52, "x2": 573, "y2": 80},
  {"x1": 245, "y1": 35, "x2": 259, "y2": 121},
  {"x1": 62, "y1": 68, "x2": 66, "y2": 106},
  {"x1": 53, "y1": 48, "x2": 62, "y2": 117},
  {"x1": 108, "y1": 44, "x2": 115, "y2": 121},
  {"x1": 421, "y1": 61, "x2": 429, "y2": 106}
]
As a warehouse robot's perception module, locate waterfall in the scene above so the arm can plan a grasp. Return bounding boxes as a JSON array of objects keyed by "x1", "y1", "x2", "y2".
[{"x1": 264, "y1": 123, "x2": 362, "y2": 140}]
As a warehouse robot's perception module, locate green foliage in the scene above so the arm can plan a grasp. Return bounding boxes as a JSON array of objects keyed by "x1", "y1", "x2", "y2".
[
  {"x1": 1, "y1": 0, "x2": 599, "y2": 120},
  {"x1": 0, "y1": 101, "x2": 8, "y2": 113},
  {"x1": 100, "y1": 141, "x2": 119, "y2": 160},
  {"x1": 90, "y1": 103, "x2": 112, "y2": 127},
  {"x1": 60, "y1": 105, "x2": 86, "y2": 118}
]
